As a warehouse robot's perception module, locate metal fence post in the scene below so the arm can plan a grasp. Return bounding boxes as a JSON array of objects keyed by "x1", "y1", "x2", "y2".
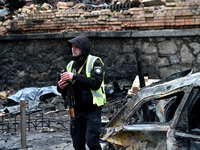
[{"x1": 20, "y1": 98, "x2": 26, "y2": 149}]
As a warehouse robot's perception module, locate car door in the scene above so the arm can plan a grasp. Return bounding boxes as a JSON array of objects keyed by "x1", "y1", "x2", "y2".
[{"x1": 173, "y1": 87, "x2": 200, "y2": 150}]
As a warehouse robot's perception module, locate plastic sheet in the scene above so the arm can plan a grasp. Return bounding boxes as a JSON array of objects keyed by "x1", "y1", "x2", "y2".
[
  {"x1": 8, "y1": 86, "x2": 61, "y2": 103},
  {"x1": 4, "y1": 86, "x2": 61, "y2": 114}
]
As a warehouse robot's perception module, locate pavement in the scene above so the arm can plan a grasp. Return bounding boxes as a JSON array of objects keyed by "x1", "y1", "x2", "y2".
[
  {"x1": 48, "y1": 143, "x2": 75, "y2": 150},
  {"x1": 46, "y1": 141, "x2": 107, "y2": 150},
  {"x1": 1, "y1": 131, "x2": 107, "y2": 150},
  {"x1": 18, "y1": 139, "x2": 107, "y2": 150}
]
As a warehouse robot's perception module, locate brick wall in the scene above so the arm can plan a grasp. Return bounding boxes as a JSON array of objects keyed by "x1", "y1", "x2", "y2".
[{"x1": 1, "y1": 0, "x2": 200, "y2": 34}]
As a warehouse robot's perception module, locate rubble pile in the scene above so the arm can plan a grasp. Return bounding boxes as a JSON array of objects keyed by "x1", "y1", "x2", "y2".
[
  {"x1": 128, "y1": 75, "x2": 160, "y2": 94},
  {"x1": 0, "y1": 0, "x2": 200, "y2": 34}
]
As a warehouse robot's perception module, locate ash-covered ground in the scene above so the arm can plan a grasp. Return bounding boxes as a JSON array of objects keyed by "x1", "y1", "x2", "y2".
[
  {"x1": 0, "y1": 81, "x2": 130, "y2": 150},
  {"x1": 0, "y1": 96, "x2": 74, "y2": 150},
  {"x1": 0, "y1": 97, "x2": 126, "y2": 150}
]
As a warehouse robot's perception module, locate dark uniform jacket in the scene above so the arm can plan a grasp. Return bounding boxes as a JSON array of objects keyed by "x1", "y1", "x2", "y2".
[{"x1": 57, "y1": 36, "x2": 105, "y2": 110}]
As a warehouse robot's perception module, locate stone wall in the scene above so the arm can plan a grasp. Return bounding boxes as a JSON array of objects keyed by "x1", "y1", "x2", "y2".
[{"x1": 1, "y1": 29, "x2": 200, "y2": 91}]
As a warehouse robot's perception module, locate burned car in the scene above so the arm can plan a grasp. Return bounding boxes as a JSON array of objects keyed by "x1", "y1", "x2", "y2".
[{"x1": 101, "y1": 69, "x2": 200, "y2": 150}]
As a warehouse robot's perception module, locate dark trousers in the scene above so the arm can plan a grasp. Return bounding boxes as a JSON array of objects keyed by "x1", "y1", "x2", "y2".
[{"x1": 70, "y1": 107, "x2": 102, "y2": 150}]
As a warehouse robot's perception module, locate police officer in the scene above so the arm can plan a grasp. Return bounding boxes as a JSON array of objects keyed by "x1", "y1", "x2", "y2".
[{"x1": 57, "y1": 36, "x2": 106, "y2": 150}]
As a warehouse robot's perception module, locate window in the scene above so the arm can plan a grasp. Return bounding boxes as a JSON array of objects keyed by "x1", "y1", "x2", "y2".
[{"x1": 128, "y1": 91, "x2": 184, "y2": 124}]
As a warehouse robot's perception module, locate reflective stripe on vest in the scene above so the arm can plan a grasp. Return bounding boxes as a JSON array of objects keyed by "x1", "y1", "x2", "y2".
[
  {"x1": 67, "y1": 61, "x2": 74, "y2": 71},
  {"x1": 66, "y1": 54, "x2": 106, "y2": 106}
]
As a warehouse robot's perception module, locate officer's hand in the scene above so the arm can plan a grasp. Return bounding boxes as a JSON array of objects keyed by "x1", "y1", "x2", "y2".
[
  {"x1": 61, "y1": 72, "x2": 74, "y2": 81},
  {"x1": 58, "y1": 79, "x2": 68, "y2": 89}
]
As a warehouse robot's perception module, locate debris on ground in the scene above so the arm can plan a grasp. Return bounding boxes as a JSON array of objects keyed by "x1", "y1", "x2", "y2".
[
  {"x1": 0, "y1": 79, "x2": 131, "y2": 149},
  {"x1": 0, "y1": 69, "x2": 194, "y2": 149}
]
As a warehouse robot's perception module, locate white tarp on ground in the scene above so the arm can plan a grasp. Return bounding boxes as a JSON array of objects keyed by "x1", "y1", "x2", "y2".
[
  {"x1": 4, "y1": 86, "x2": 61, "y2": 114},
  {"x1": 8, "y1": 86, "x2": 61, "y2": 103}
]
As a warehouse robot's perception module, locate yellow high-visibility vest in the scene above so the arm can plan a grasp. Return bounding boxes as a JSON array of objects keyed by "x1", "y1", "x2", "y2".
[{"x1": 66, "y1": 54, "x2": 106, "y2": 106}]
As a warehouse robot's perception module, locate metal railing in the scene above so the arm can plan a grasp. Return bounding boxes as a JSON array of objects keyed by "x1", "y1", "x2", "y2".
[{"x1": 0, "y1": 111, "x2": 68, "y2": 133}]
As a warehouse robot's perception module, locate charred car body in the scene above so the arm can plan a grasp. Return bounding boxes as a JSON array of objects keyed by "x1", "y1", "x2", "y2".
[{"x1": 101, "y1": 69, "x2": 200, "y2": 150}]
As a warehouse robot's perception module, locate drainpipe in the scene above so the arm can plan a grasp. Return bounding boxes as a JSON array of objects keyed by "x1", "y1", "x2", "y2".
[
  {"x1": 135, "y1": 47, "x2": 149, "y2": 121},
  {"x1": 135, "y1": 47, "x2": 146, "y2": 88}
]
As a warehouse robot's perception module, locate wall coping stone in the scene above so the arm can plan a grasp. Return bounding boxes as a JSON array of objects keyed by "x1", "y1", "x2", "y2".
[{"x1": 0, "y1": 28, "x2": 200, "y2": 40}]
